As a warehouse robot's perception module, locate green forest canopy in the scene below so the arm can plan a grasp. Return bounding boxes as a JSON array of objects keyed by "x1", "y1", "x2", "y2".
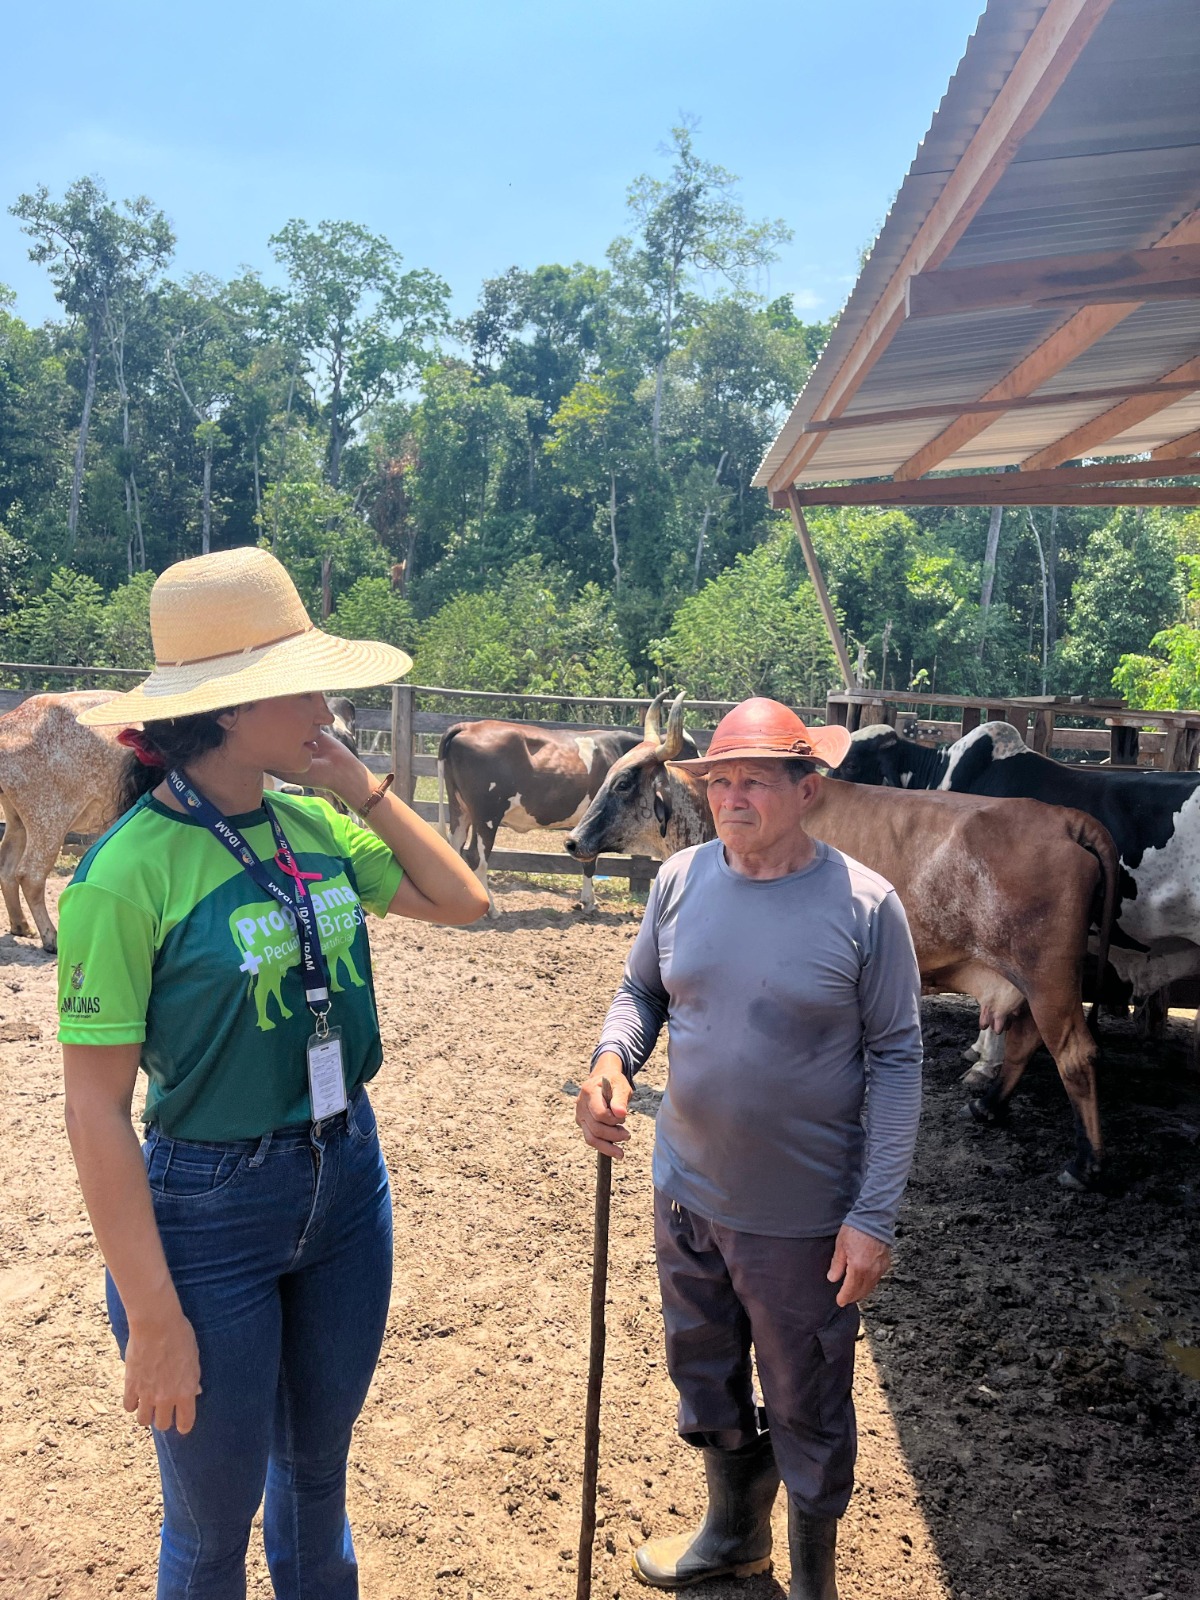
[{"x1": 2, "y1": 127, "x2": 1199, "y2": 710}]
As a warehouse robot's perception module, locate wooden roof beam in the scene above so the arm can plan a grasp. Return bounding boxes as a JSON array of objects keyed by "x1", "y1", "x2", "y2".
[
  {"x1": 905, "y1": 243, "x2": 1200, "y2": 319},
  {"x1": 1151, "y1": 428, "x2": 1200, "y2": 460},
  {"x1": 771, "y1": 463, "x2": 1200, "y2": 509},
  {"x1": 765, "y1": 0, "x2": 1117, "y2": 494},
  {"x1": 1021, "y1": 354, "x2": 1200, "y2": 470},
  {"x1": 804, "y1": 379, "x2": 1200, "y2": 435},
  {"x1": 787, "y1": 485, "x2": 1200, "y2": 508},
  {"x1": 892, "y1": 208, "x2": 1200, "y2": 482}
]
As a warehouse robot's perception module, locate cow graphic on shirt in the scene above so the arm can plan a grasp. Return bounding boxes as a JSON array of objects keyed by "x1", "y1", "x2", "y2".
[{"x1": 228, "y1": 875, "x2": 367, "y2": 1032}]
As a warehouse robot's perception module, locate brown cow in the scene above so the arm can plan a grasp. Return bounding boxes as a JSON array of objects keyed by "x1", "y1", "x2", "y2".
[
  {"x1": 0, "y1": 692, "x2": 128, "y2": 953},
  {"x1": 565, "y1": 696, "x2": 1118, "y2": 1189},
  {"x1": 437, "y1": 692, "x2": 696, "y2": 916}
]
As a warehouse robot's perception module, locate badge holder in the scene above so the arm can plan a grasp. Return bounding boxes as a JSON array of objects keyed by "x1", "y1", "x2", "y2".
[{"x1": 306, "y1": 1008, "x2": 347, "y2": 1125}]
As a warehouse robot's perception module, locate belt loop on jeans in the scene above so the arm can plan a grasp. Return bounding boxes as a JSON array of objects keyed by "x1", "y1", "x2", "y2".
[{"x1": 248, "y1": 1131, "x2": 273, "y2": 1168}]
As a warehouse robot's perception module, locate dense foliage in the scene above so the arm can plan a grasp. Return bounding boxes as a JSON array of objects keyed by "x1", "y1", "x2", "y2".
[{"x1": 2, "y1": 131, "x2": 1198, "y2": 707}]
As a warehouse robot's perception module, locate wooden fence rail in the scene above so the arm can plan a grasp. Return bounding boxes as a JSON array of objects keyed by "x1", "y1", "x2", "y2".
[{"x1": 3, "y1": 669, "x2": 1197, "y2": 894}]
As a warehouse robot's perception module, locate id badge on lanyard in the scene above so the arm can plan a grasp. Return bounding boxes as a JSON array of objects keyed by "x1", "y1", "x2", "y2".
[{"x1": 166, "y1": 770, "x2": 348, "y2": 1123}]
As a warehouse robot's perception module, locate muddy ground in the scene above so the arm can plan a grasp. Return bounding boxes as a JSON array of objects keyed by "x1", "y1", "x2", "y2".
[{"x1": 1, "y1": 870, "x2": 1197, "y2": 1600}]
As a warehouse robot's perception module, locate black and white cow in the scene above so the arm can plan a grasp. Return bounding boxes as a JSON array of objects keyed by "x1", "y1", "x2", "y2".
[
  {"x1": 437, "y1": 692, "x2": 697, "y2": 916},
  {"x1": 837, "y1": 720, "x2": 1200, "y2": 1073}
]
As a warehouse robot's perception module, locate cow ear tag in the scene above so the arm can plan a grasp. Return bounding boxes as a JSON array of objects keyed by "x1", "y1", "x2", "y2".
[{"x1": 307, "y1": 1025, "x2": 347, "y2": 1123}]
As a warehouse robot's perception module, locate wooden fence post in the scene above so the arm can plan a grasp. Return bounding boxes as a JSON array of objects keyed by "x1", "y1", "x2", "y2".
[
  {"x1": 393, "y1": 684, "x2": 415, "y2": 803},
  {"x1": 1110, "y1": 724, "x2": 1140, "y2": 767},
  {"x1": 1030, "y1": 709, "x2": 1056, "y2": 755},
  {"x1": 628, "y1": 857, "x2": 655, "y2": 897}
]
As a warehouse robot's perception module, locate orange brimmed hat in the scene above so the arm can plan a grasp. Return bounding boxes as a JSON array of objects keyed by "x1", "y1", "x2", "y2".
[{"x1": 670, "y1": 697, "x2": 851, "y2": 773}]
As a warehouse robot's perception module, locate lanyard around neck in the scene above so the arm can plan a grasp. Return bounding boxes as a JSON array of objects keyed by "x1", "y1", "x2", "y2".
[{"x1": 165, "y1": 770, "x2": 331, "y2": 1017}]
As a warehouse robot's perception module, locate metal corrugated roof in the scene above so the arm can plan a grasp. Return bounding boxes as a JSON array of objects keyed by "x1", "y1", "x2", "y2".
[{"x1": 754, "y1": 0, "x2": 1200, "y2": 495}]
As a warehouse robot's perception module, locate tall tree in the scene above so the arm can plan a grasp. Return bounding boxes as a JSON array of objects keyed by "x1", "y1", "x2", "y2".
[
  {"x1": 11, "y1": 178, "x2": 173, "y2": 555},
  {"x1": 547, "y1": 371, "x2": 643, "y2": 589},
  {"x1": 160, "y1": 275, "x2": 250, "y2": 554},
  {"x1": 615, "y1": 122, "x2": 791, "y2": 463},
  {"x1": 270, "y1": 219, "x2": 448, "y2": 487}
]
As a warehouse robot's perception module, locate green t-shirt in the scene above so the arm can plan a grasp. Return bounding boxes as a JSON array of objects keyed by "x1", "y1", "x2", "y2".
[{"x1": 56, "y1": 790, "x2": 404, "y2": 1140}]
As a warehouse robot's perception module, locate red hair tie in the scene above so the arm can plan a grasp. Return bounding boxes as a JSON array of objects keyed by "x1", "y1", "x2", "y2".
[{"x1": 116, "y1": 727, "x2": 165, "y2": 769}]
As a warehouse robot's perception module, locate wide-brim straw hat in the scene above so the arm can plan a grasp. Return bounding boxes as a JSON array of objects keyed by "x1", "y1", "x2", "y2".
[
  {"x1": 78, "y1": 547, "x2": 412, "y2": 726},
  {"x1": 670, "y1": 696, "x2": 851, "y2": 773}
]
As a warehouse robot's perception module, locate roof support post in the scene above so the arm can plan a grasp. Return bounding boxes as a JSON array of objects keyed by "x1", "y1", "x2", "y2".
[{"x1": 784, "y1": 487, "x2": 855, "y2": 691}]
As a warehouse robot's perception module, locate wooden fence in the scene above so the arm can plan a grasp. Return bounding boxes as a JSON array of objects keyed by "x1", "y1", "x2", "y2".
[
  {"x1": 382, "y1": 686, "x2": 765, "y2": 895},
  {"x1": 5, "y1": 665, "x2": 1200, "y2": 890}
]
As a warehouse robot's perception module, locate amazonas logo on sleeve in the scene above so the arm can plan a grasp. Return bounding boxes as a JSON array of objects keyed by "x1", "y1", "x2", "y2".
[
  {"x1": 228, "y1": 871, "x2": 367, "y2": 1032},
  {"x1": 61, "y1": 963, "x2": 101, "y2": 1015}
]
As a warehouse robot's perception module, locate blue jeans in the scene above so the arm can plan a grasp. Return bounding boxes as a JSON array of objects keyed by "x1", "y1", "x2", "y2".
[{"x1": 107, "y1": 1088, "x2": 393, "y2": 1600}]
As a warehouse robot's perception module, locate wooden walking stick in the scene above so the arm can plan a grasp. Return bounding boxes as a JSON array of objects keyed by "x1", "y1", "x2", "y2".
[{"x1": 576, "y1": 1077, "x2": 614, "y2": 1600}]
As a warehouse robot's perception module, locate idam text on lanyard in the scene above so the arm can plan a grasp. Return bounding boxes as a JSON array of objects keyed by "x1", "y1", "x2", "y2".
[{"x1": 166, "y1": 770, "x2": 348, "y2": 1123}]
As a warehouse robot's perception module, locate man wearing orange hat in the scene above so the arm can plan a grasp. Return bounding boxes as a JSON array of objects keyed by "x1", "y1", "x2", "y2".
[{"x1": 576, "y1": 698, "x2": 923, "y2": 1600}]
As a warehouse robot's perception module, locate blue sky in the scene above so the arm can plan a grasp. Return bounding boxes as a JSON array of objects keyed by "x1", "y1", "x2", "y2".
[{"x1": 1, "y1": 0, "x2": 984, "y2": 329}]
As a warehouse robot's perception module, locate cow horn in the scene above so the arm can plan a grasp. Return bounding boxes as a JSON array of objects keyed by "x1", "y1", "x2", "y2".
[
  {"x1": 657, "y1": 691, "x2": 687, "y2": 762},
  {"x1": 643, "y1": 689, "x2": 670, "y2": 744}
]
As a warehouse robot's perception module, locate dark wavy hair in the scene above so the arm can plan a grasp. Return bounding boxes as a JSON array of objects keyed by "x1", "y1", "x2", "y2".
[{"x1": 117, "y1": 711, "x2": 232, "y2": 814}]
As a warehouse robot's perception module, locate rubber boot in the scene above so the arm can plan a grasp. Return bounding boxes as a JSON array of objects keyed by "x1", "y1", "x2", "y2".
[
  {"x1": 786, "y1": 1500, "x2": 838, "y2": 1600},
  {"x1": 632, "y1": 1432, "x2": 780, "y2": 1589}
]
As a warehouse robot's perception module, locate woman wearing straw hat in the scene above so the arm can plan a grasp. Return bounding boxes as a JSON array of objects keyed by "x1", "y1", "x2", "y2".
[{"x1": 56, "y1": 547, "x2": 489, "y2": 1599}]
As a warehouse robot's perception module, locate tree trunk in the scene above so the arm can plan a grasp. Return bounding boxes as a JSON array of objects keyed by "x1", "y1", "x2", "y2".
[
  {"x1": 608, "y1": 470, "x2": 621, "y2": 590},
  {"x1": 651, "y1": 359, "x2": 665, "y2": 466},
  {"x1": 692, "y1": 450, "x2": 728, "y2": 591},
  {"x1": 977, "y1": 504, "x2": 1004, "y2": 658},
  {"x1": 1026, "y1": 510, "x2": 1050, "y2": 695},
  {"x1": 131, "y1": 473, "x2": 146, "y2": 571},
  {"x1": 68, "y1": 332, "x2": 100, "y2": 551},
  {"x1": 252, "y1": 440, "x2": 262, "y2": 522},
  {"x1": 650, "y1": 279, "x2": 675, "y2": 466},
  {"x1": 1046, "y1": 505, "x2": 1059, "y2": 648},
  {"x1": 321, "y1": 554, "x2": 333, "y2": 619},
  {"x1": 202, "y1": 443, "x2": 213, "y2": 555},
  {"x1": 328, "y1": 351, "x2": 344, "y2": 487}
]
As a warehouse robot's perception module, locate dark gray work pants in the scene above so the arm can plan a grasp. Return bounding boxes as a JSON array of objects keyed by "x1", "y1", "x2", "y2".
[{"x1": 654, "y1": 1189, "x2": 859, "y2": 1519}]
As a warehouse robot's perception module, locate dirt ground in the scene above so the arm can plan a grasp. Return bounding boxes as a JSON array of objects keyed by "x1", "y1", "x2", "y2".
[{"x1": 1, "y1": 869, "x2": 1198, "y2": 1600}]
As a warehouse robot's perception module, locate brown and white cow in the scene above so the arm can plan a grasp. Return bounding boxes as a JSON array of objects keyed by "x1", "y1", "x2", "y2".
[
  {"x1": 0, "y1": 692, "x2": 129, "y2": 953},
  {"x1": 437, "y1": 692, "x2": 696, "y2": 916},
  {"x1": 565, "y1": 695, "x2": 1118, "y2": 1188},
  {"x1": 0, "y1": 690, "x2": 366, "y2": 954}
]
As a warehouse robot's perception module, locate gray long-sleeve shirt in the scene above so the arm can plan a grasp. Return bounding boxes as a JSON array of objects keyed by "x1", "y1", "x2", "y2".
[{"x1": 595, "y1": 839, "x2": 923, "y2": 1245}]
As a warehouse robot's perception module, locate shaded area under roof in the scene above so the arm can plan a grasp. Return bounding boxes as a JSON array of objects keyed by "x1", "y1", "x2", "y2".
[{"x1": 754, "y1": 0, "x2": 1200, "y2": 508}]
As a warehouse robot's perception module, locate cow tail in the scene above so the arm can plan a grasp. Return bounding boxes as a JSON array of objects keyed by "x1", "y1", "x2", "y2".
[
  {"x1": 436, "y1": 725, "x2": 464, "y2": 841},
  {"x1": 1070, "y1": 812, "x2": 1118, "y2": 1017}
]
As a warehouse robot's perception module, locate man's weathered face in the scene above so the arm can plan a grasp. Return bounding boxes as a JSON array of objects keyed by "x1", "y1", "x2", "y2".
[{"x1": 706, "y1": 759, "x2": 819, "y2": 859}]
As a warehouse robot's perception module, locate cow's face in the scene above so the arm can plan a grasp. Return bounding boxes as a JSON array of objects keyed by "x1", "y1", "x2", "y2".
[
  {"x1": 565, "y1": 743, "x2": 669, "y2": 860},
  {"x1": 566, "y1": 689, "x2": 694, "y2": 861},
  {"x1": 834, "y1": 726, "x2": 904, "y2": 786}
]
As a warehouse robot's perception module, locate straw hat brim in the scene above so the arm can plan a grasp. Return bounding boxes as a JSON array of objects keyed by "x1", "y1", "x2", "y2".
[
  {"x1": 76, "y1": 626, "x2": 412, "y2": 726},
  {"x1": 669, "y1": 724, "x2": 852, "y2": 773}
]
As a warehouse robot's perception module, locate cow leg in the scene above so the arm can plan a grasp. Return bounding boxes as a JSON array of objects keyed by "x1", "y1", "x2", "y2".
[
  {"x1": 0, "y1": 801, "x2": 33, "y2": 938},
  {"x1": 977, "y1": 1001, "x2": 1102, "y2": 1190},
  {"x1": 578, "y1": 861, "x2": 596, "y2": 913},
  {"x1": 17, "y1": 819, "x2": 63, "y2": 953},
  {"x1": 968, "y1": 1010, "x2": 1041, "y2": 1127},
  {"x1": 1133, "y1": 987, "x2": 1169, "y2": 1043},
  {"x1": 475, "y1": 821, "x2": 500, "y2": 919},
  {"x1": 961, "y1": 1027, "x2": 1005, "y2": 1092},
  {"x1": 962, "y1": 1027, "x2": 988, "y2": 1065}
]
